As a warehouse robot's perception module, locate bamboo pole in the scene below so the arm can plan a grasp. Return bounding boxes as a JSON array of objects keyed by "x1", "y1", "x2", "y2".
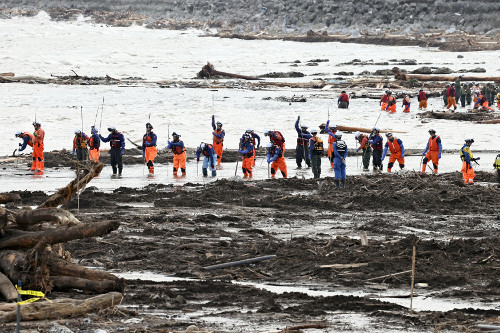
[{"x1": 410, "y1": 245, "x2": 416, "y2": 313}]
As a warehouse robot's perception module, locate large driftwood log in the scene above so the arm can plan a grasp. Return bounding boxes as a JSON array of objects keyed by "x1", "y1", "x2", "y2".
[
  {"x1": 0, "y1": 220, "x2": 119, "y2": 250},
  {"x1": 46, "y1": 255, "x2": 124, "y2": 289},
  {"x1": 320, "y1": 124, "x2": 407, "y2": 134},
  {"x1": 38, "y1": 162, "x2": 104, "y2": 209},
  {"x1": 50, "y1": 276, "x2": 121, "y2": 294},
  {"x1": 0, "y1": 303, "x2": 16, "y2": 312},
  {"x1": 0, "y1": 272, "x2": 17, "y2": 301},
  {"x1": 198, "y1": 62, "x2": 261, "y2": 80},
  {"x1": 0, "y1": 291, "x2": 123, "y2": 323},
  {"x1": 392, "y1": 67, "x2": 500, "y2": 82},
  {"x1": 15, "y1": 207, "x2": 81, "y2": 227},
  {"x1": 0, "y1": 250, "x2": 27, "y2": 283},
  {"x1": 0, "y1": 193, "x2": 21, "y2": 204}
]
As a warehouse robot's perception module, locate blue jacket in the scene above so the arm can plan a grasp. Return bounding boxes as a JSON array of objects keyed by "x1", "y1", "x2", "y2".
[
  {"x1": 461, "y1": 144, "x2": 472, "y2": 165},
  {"x1": 196, "y1": 145, "x2": 216, "y2": 165},
  {"x1": 167, "y1": 140, "x2": 185, "y2": 152},
  {"x1": 238, "y1": 141, "x2": 254, "y2": 157},
  {"x1": 295, "y1": 118, "x2": 312, "y2": 140},
  {"x1": 18, "y1": 136, "x2": 31, "y2": 152},
  {"x1": 332, "y1": 141, "x2": 348, "y2": 161},
  {"x1": 142, "y1": 132, "x2": 157, "y2": 153},
  {"x1": 267, "y1": 146, "x2": 283, "y2": 163},
  {"x1": 369, "y1": 133, "x2": 383, "y2": 150},
  {"x1": 325, "y1": 120, "x2": 337, "y2": 139},
  {"x1": 382, "y1": 138, "x2": 405, "y2": 160},
  {"x1": 241, "y1": 133, "x2": 261, "y2": 148},
  {"x1": 100, "y1": 132, "x2": 125, "y2": 153}
]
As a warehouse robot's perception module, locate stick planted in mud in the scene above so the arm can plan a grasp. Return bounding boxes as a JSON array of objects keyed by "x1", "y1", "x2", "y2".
[{"x1": 410, "y1": 245, "x2": 416, "y2": 313}]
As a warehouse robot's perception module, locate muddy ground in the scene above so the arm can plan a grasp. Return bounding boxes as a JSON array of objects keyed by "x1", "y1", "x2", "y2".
[{"x1": 1, "y1": 164, "x2": 500, "y2": 332}]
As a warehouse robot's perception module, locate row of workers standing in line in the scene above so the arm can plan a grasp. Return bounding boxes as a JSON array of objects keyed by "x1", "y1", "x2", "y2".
[{"x1": 14, "y1": 116, "x2": 500, "y2": 185}]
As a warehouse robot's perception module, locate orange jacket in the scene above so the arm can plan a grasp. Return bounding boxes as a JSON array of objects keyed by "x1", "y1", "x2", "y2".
[
  {"x1": 428, "y1": 136, "x2": 441, "y2": 151},
  {"x1": 387, "y1": 137, "x2": 402, "y2": 153},
  {"x1": 33, "y1": 128, "x2": 44, "y2": 144},
  {"x1": 213, "y1": 129, "x2": 224, "y2": 143}
]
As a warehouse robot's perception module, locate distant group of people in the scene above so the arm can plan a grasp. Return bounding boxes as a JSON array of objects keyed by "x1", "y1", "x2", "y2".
[
  {"x1": 442, "y1": 78, "x2": 500, "y2": 111},
  {"x1": 14, "y1": 94, "x2": 500, "y2": 185}
]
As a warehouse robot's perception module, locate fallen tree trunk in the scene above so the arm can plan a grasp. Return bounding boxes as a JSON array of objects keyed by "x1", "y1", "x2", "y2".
[
  {"x1": 392, "y1": 68, "x2": 500, "y2": 82},
  {"x1": 0, "y1": 272, "x2": 17, "y2": 301},
  {"x1": 0, "y1": 193, "x2": 21, "y2": 204},
  {"x1": 478, "y1": 119, "x2": 500, "y2": 124},
  {"x1": 38, "y1": 162, "x2": 104, "y2": 209},
  {"x1": 0, "y1": 220, "x2": 119, "y2": 250},
  {"x1": 50, "y1": 276, "x2": 122, "y2": 294},
  {"x1": 0, "y1": 291, "x2": 123, "y2": 323},
  {"x1": 0, "y1": 303, "x2": 16, "y2": 312},
  {"x1": 15, "y1": 207, "x2": 81, "y2": 227},
  {"x1": 46, "y1": 255, "x2": 124, "y2": 288},
  {"x1": 197, "y1": 62, "x2": 261, "y2": 80},
  {"x1": 0, "y1": 250, "x2": 27, "y2": 283},
  {"x1": 320, "y1": 124, "x2": 407, "y2": 134}
]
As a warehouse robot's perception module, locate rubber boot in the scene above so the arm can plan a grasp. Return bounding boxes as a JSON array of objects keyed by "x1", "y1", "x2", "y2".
[
  {"x1": 340, "y1": 179, "x2": 345, "y2": 189},
  {"x1": 112, "y1": 165, "x2": 117, "y2": 174},
  {"x1": 211, "y1": 170, "x2": 216, "y2": 177},
  {"x1": 31, "y1": 159, "x2": 36, "y2": 170},
  {"x1": 421, "y1": 164, "x2": 426, "y2": 173},
  {"x1": 39, "y1": 161, "x2": 44, "y2": 171},
  {"x1": 118, "y1": 167, "x2": 122, "y2": 175},
  {"x1": 335, "y1": 179, "x2": 340, "y2": 189},
  {"x1": 181, "y1": 168, "x2": 186, "y2": 176},
  {"x1": 202, "y1": 168, "x2": 208, "y2": 177}
]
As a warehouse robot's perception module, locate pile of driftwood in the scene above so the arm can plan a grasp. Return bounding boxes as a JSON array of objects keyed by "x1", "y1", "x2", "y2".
[{"x1": 0, "y1": 162, "x2": 124, "y2": 323}]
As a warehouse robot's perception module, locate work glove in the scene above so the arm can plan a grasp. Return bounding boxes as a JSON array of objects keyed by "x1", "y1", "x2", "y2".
[
  {"x1": 356, "y1": 148, "x2": 359, "y2": 153},
  {"x1": 72, "y1": 149, "x2": 75, "y2": 156},
  {"x1": 210, "y1": 164, "x2": 214, "y2": 169},
  {"x1": 267, "y1": 158, "x2": 271, "y2": 163},
  {"x1": 438, "y1": 153, "x2": 441, "y2": 159},
  {"x1": 297, "y1": 115, "x2": 300, "y2": 121},
  {"x1": 19, "y1": 143, "x2": 22, "y2": 147},
  {"x1": 121, "y1": 148, "x2": 125, "y2": 156},
  {"x1": 197, "y1": 158, "x2": 200, "y2": 162},
  {"x1": 381, "y1": 157, "x2": 385, "y2": 162}
]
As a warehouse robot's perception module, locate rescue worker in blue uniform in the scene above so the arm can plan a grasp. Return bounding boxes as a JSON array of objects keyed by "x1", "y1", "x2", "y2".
[
  {"x1": 308, "y1": 128, "x2": 323, "y2": 179},
  {"x1": 196, "y1": 142, "x2": 217, "y2": 177},
  {"x1": 369, "y1": 127, "x2": 383, "y2": 171},
  {"x1": 15, "y1": 131, "x2": 34, "y2": 152},
  {"x1": 99, "y1": 125, "x2": 125, "y2": 175},
  {"x1": 331, "y1": 131, "x2": 348, "y2": 189},
  {"x1": 295, "y1": 116, "x2": 312, "y2": 168}
]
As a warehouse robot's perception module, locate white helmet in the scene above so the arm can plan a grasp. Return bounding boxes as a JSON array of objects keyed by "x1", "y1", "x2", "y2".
[
  {"x1": 264, "y1": 130, "x2": 271, "y2": 136},
  {"x1": 15, "y1": 131, "x2": 22, "y2": 137},
  {"x1": 373, "y1": 126, "x2": 380, "y2": 132},
  {"x1": 385, "y1": 132, "x2": 393, "y2": 138},
  {"x1": 74, "y1": 129, "x2": 81, "y2": 134},
  {"x1": 33, "y1": 121, "x2": 41, "y2": 126},
  {"x1": 108, "y1": 125, "x2": 116, "y2": 131},
  {"x1": 335, "y1": 131, "x2": 343, "y2": 139},
  {"x1": 301, "y1": 124, "x2": 308, "y2": 129},
  {"x1": 310, "y1": 128, "x2": 319, "y2": 134},
  {"x1": 199, "y1": 142, "x2": 206, "y2": 150},
  {"x1": 246, "y1": 128, "x2": 253, "y2": 133},
  {"x1": 354, "y1": 131, "x2": 361, "y2": 139}
]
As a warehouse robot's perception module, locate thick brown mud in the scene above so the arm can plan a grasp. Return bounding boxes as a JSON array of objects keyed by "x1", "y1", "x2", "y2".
[{"x1": 2, "y1": 171, "x2": 500, "y2": 332}]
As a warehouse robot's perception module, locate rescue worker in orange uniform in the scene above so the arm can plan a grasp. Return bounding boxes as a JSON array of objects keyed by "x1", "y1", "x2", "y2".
[
  {"x1": 386, "y1": 91, "x2": 397, "y2": 113},
  {"x1": 493, "y1": 153, "x2": 500, "y2": 183},
  {"x1": 238, "y1": 133, "x2": 254, "y2": 178},
  {"x1": 309, "y1": 128, "x2": 323, "y2": 179},
  {"x1": 337, "y1": 91, "x2": 349, "y2": 109},
  {"x1": 15, "y1": 131, "x2": 34, "y2": 156},
  {"x1": 142, "y1": 123, "x2": 157, "y2": 174},
  {"x1": 496, "y1": 92, "x2": 500, "y2": 110},
  {"x1": 380, "y1": 90, "x2": 389, "y2": 111},
  {"x1": 196, "y1": 142, "x2": 217, "y2": 177},
  {"x1": 211, "y1": 115, "x2": 225, "y2": 167},
  {"x1": 473, "y1": 94, "x2": 493, "y2": 111},
  {"x1": 381, "y1": 132, "x2": 405, "y2": 173},
  {"x1": 327, "y1": 123, "x2": 337, "y2": 169},
  {"x1": 264, "y1": 130, "x2": 285, "y2": 153},
  {"x1": 168, "y1": 132, "x2": 186, "y2": 177},
  {"x1": 402, "y1": 92, "x2": 411, "y2": 113},
  {"x1": 446, "y1": 83, "x2": 457, "y2": 111},
  {"x1": 240, "y1": 129, "x2": 260, "y2": 166},
  {"x1": 421, "y1": 129, "x2": 442, "y2": 174},
  {"x1": 32, "y1": 121, "x2": 45, "y2": 172},
  {"x1": 267, "y1": 142, "x2": 287, "y2": 178},
  {"x1": 88, "y1": 126, "x2": 100, "y2": 162},
  {"x1": 73, "y1": 129, "x2": 89, "y2": 161},
  {"x1": 417, "y1": 89, "x2": 428, "y2": 110},
  {"x1": 460, "y1": 138, "x2": 477, "y2": 184},
  {"x1": 472, "y1": 84, "x2": 481, "y2": 104}
]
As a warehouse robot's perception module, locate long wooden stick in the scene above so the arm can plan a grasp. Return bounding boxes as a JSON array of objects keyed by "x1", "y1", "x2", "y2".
[
  {"x1": 410, "y1": 245, "x2": 416, "y2": 313},
  {"x1": 365, "y1": 270, "x2": 412, "y2": 281}
]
